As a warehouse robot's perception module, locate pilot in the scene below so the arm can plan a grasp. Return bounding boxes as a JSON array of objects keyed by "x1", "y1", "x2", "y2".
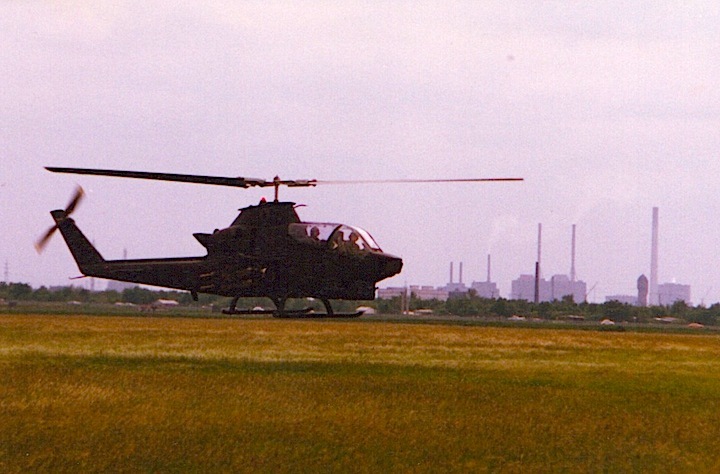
[
  {"x1": 329, "y1": 230, "x2": 344, "y2": 250},
  {"x1": 347, "y1": 231, "x2": 362, "y2": 253},
  {"x1": 309, "y1": 226, "x2": 320, "y2": 241}
]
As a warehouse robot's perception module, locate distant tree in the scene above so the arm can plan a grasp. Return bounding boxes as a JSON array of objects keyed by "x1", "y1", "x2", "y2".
[
  {"x1": 669, "y1": 300, "x2": 689, "y2": 319},
  {"x1": 7, "y1": 283, "x2": 32, "y2": 300},
  {"x1": 490, "y1": 298, "x2": 511, "y2": 317},
  {"x1": 122, "y1": 287, "x2": 157, "y2": 305},
  {"x1": 536, "y1": 302, "x2": 552, "y2": 319},
  {"x1": 602, "y1": 300, "x2": 633, "y2": 322}
]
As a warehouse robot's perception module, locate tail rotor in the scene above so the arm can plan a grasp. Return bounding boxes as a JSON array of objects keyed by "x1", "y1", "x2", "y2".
[{"x1": 35, "y1": 186, "x2": 85, "y2": 253}]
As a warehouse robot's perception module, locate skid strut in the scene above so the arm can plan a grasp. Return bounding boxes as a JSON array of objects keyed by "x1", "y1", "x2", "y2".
[{"x1": 223, "y1": 296, "x2": 364, "y2": 318}]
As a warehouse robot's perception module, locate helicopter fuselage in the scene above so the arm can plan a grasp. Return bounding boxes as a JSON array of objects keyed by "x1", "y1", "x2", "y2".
[{"x1": 51, "y1": 200, "x2": 403, "y2": 309}]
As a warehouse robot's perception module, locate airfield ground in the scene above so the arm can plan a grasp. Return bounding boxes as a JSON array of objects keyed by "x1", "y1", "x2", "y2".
[{"x1": 2, "y1": 313, "x2": 720, "y2": 472}]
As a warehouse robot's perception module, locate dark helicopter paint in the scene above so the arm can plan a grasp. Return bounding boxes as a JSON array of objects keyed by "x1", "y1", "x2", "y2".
[
  {"x1": 48, "y1": 198, "x2": 401, "y2": 317},
  {"x1": 41, "y1": 167, "x2": 520, "y2": 316}
]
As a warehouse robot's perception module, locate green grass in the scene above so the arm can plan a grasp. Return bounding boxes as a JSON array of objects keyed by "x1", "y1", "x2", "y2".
[{"x1": 3, "y1": 315, "x2": 720, "y2": 472}]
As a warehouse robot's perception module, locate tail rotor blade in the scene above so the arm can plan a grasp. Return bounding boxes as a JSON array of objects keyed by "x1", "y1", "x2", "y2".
[
  {"x1": 64, "y1": 186, "x2": 84, "y2": 215},
  {"x1": 35, "y1": 226, "x2": 58, "y2": 253},
  {"x1": 35, "y1": 186, "x2": 84, "y2": 254}
]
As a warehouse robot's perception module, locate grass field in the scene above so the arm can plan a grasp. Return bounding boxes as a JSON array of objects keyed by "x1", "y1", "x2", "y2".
[{"x1": 2, "y1": 314, "x2": 720, "y2": 472}]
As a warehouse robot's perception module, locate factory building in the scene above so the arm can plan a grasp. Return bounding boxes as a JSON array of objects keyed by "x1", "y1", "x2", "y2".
[
  {"x1": 377, "y1": 286, "x2": 449, "y2": 301},
  {"x1": 658, "y1": 283, "x2": 691, "y2": 305},
  {"x1": 510, "y1": 224, "x2": 587, "y2": 303},
  {"x1": 605, "y1": 294, "x2": 638, "y2": 305},
  {"x1": 471, "y1": 255, "x2": 499, "y2": 298},
  {"x1": 378, "y1": 259, "x2": 499, "y2": 301},
  {"x1": 471, "y1": 280, "x2": 499, "y2": 299},
  {"x1": 605, "y1": 275, "x2": 649, "y2": 306},
  {"x1": 511, "y1": 274, "x2": 586, "y2": 303},
  {"x1": 379, "y1": 209, "x2": 696, "y2": 305}
]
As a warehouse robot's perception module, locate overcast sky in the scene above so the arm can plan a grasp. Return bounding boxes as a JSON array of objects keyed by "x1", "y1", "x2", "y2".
[{"x1": 2, "y1": 2, "x2": 719, "y2": 304}]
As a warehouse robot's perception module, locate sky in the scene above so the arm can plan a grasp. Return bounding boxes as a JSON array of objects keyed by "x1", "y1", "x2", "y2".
[{"x1": 2, "y1": 1, "x2": 719, "y2": 304}]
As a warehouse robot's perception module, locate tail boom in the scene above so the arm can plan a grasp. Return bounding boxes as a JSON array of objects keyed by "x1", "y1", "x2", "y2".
[{"x1": 50, "y1": 210, "x2": 208, "y2": 291}]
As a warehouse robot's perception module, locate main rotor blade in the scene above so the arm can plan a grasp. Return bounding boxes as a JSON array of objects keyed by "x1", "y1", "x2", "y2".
[
  {"x1": 316, "y1": 177, "x2": 524, "y2": 185},
  {"x1": 46, "y1": 167, "x2": 269, "y2": 188},
  {"x1": 46, "y1": 167, "x2": 522, "y2": 190}
]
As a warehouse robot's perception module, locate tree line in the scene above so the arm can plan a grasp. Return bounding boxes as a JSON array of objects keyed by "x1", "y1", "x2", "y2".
[
  {"x1": 374, "y1": 290, "x2": 720, "y2": 325},
  {"x1": 2, "y1": 282, "x2": 719, "y2": 325}
]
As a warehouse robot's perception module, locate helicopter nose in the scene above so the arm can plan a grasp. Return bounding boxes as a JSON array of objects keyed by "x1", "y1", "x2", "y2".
[{"x1": 381, "y1": 254, "x2": 403, "y2": 279}]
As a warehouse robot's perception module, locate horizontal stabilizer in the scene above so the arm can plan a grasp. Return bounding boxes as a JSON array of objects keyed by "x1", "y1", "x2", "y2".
[{"x1": 193, "y1": 233, "x2": 213, "y2": 248}]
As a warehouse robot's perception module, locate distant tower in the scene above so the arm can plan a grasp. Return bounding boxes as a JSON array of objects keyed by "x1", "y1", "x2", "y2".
[
  {"x1": 486, "y1": 254, "x2": 491, "y2": 283},
  {"x1": 459, "y1": 262, "x2": 463, "y2": 284},
  {"x1": 535, "y1": 223, "x2": 542, "y2": 303},
  {"x1": 637, "y1": 274, "x2": 649, "y2": 307},
  {"x1": 537, "y1": 223, "x2": 542, "y2": 277},
  {"x1": 534, "y1": 261, "x2": 540, "y2": 304},
  {"x1": 570, "y1": 224, "x2": 577, "y2": 282},
  {"x1": 450, "y1": 262, "x2": 454, "y2": 284},
  {"x1": 650, "y1": 207, "x2": 659, "y2": 305}
]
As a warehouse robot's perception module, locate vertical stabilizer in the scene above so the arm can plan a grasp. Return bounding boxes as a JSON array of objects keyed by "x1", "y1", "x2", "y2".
[{"x1": 50, "y1": 210, "x2": 104, "y2": 270}]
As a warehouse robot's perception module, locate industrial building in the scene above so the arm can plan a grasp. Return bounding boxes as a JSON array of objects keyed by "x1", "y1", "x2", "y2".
[
  {"x1": 377, "y1": 286, "x2": 449, "y2": 301},
  {"x1": 511, "y1": 274, "x2": 587, "y2": 303},
  {"x1": 377, "y1": 259, "x2": 498, "y2": 301},
  {"x1": 604, "y1": 294, "x2": 638, "y2": 305},
  {"x1": 378, "y1": 208, "x2": 693, "y2": 306},
  {"x1": 658, "y1": 282, "x2": 691, "y2": 305},
  {"x1": 471, "y1": 255, "x2": 499, "y2": 298},
  {"x1": 607, "y1": 208, "x2": 692, "y2": 306},
  {"x1": 510, "y1": 224, "x2": 588, "y2": 303}
]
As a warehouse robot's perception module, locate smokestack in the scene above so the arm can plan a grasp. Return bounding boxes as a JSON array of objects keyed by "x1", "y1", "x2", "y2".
[
  {"x1": 459, "y1": 262, "x2": 463, "y2": 284},
  {"x1": 570, "y1": 224, "x2": 577, "y2": 282},
  {"x1": 450, "y1": 262, "x2": 454, "y2": 284},
  {"x1": 537, "y1": 223, "x2": 542, "y2": 277},
  {"x1": 650, "y1": 207, "x2": 659, "y2": 305},
  {"x1": 487, "y1": 254, "x2": 491, "y2": 283},
  {"x1": 534, "y1": 261, "x2": 540, "y2": 304}
]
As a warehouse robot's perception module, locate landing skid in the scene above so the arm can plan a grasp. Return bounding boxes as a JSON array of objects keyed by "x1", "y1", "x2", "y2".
[
  {"x1": 222, "y1": 297, "x2": 365, "y2": 318},
  {"x1": 273, "y1": 310, "x2": 365, "y2": 319},
  {"x1": 222, "y1": 307, "x2": 312, "y2": 316}
]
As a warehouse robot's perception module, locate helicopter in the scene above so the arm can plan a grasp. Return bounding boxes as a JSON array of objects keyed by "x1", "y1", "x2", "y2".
[{"x1": 38, "y1": 167, "x2": 522, "y2": 317}]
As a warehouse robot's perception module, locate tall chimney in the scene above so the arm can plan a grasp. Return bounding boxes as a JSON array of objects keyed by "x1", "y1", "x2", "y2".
[
  {"x1": 450, "y1": 262, "x2": 454, "y2": 284},
  {"x1": 650, "y1": 207, "x2": 659, "y2": 305},
  {"x1": 534, "y1": 261, "x2": 540, "y2": 304},
  {"x1": 487, "y1": 254, "x2": 491, "y2": 283},
  {"x1": 537, "y1": 223, "x2": 542, "y2": 278},
  {"x1": 459, "y1": 262, "x2": 463, "y2": 284},
  {"x1": 570, "y1": 224, "x2": 577, "y2": 282}
]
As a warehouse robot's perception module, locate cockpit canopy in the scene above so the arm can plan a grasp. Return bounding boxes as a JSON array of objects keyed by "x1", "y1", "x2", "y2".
[{"x1": 288, "y1": 223, "x2": 382, "y2": 252}]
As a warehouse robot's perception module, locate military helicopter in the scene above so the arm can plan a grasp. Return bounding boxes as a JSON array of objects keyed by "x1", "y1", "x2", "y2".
[{"x1": 37, "y1": 167, "x2": 522, "y2": 317}]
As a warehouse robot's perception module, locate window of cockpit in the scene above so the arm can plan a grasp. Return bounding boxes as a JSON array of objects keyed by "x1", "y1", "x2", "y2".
[
  {"x1": 328, "y1": 225, "x2": 381, "y2": 253},
  {"x1": 288, "y1": 223, "x2": 336, "y2": 245},
  {"x1": 350, "y1": 226, "x2": 382, "y2": 251}
]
